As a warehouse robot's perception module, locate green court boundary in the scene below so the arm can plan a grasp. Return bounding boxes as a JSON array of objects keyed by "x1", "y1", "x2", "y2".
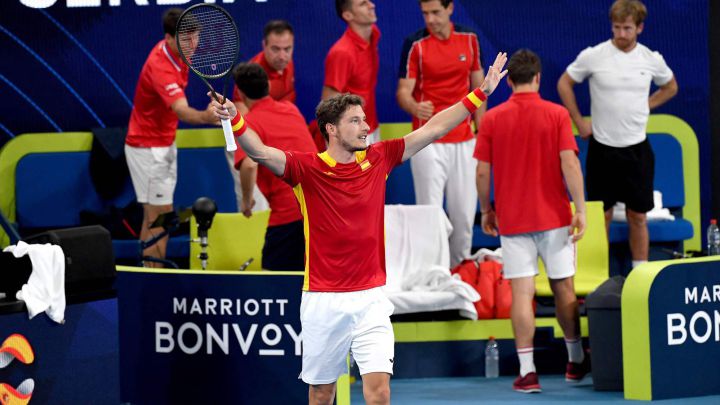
[{"x1": 621, "y1": 257, "x2": 718, "y2": 400}]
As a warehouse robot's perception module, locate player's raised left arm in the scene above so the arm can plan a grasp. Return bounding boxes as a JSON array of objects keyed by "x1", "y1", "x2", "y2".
[{"x1": 402, "y1": 52, "x2": 507, "y2": 162}]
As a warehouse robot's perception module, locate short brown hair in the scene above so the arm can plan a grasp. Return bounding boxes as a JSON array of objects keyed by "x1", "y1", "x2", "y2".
[
  {"x1": 507, "y1": 49, "x2": 542, "y2": 85},
  {"x1": 233, "y1": 63, "x2": 269, "y2": 100},
  {"x1": 419, "y1": 0, "x2": 452, "y2": 7},
  {"x1": 162, "y1": 8, "x2": 183, "y2": 36},
  {"x1": 609, "y1": 0, "x2": 647, "y2": 25},
  {"x1": 316, "y1": 94, "x2": 364, "y2": 141},
  {"x1": 263, "y1": 20, "x2": 293, "y2": 40}
]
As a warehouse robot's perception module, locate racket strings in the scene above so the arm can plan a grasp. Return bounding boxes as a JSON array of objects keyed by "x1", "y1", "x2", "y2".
[{"x1": 177, "y1": 8, "x2": 239, "y2": 78}]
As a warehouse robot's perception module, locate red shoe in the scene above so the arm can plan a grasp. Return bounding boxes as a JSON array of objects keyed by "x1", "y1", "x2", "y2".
[
  {"x1": 513, "y1": 372, "x2": 542, "y2": 393},
  {"x1": 565, "y1": 355, "x2": 591, "y2": 382}
]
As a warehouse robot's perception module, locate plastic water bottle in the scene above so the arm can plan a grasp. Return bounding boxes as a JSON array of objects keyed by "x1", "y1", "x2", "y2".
[
  {"x1": 485, "y1": 336, "x2": 499, "y2": 378},
  {"x1": 708, "y1": 219, "x2": 720, "y2": 256}
]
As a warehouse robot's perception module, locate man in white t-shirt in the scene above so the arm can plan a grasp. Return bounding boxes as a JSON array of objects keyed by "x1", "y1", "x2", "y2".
[{"x1": 557, "y1": 0, "x2": 678, "y2": 271}]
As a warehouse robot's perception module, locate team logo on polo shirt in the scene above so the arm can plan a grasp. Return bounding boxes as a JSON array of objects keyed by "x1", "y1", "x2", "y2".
[
  {"x1": 459, "y1": 54, "x2": 467, "y2": 62},
  {"x1": 360, "y1": 160, "x2": 371, "y2": 171}
]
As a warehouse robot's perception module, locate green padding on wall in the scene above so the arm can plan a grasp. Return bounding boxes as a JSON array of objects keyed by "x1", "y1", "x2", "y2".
[
  {"x1": 394, "y1": 317, "x2": 588, "y2": 342},
  {"x1": 0, "y1": 116, "x2": 700, "y2": 252},
  {"x1": 380, "y1": 123, "x2": 412, "y2": 140}
]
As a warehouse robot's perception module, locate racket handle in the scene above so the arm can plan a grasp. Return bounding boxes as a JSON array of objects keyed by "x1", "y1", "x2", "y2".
[{"x1": 221, "y1": 118, "x2": 237, "y2": 151}]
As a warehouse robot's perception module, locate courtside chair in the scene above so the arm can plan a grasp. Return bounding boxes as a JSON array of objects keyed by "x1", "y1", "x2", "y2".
[
  {"x1": 534, "y1": 201, "x2": 609, "y2": 297},
  {"x1": 189, "y1": 211, "x2": 270, "y2": 271}
]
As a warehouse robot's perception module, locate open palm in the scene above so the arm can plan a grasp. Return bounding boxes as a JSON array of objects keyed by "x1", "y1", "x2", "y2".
[{"x1": 482, "y1": 52, "x2": 509, "y2": 96}]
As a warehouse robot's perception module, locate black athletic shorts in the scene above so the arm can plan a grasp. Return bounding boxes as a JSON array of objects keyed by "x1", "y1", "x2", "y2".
[
  {"x1": 261, "y1": 220, "x2": 305, "y2": 271},
  {"x1": 585, "y1": 136, "x2": 655, "y2": 213}
]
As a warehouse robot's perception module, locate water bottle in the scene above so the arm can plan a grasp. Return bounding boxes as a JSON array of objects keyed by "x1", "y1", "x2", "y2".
[
  {"x1": 485, "y1": 336, "x2": 499, "y2": 378},
  {"x1": 708, "y1": 219, "x2": 720, "y2": 256}
]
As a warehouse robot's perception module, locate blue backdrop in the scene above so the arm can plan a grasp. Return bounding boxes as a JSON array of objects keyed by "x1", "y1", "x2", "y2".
[{"x1": 0, "y1": 0, "x2": 710, "y2": 223}]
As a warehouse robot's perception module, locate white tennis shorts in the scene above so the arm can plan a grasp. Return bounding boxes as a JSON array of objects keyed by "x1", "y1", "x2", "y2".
[
  {"x1": 500, "y1": 226, "x2": 577, "y2": 280},
  {"x1": 125, "y1": 144, "x2": 177, "y2": 206},
  {"x1": 299, "y1": 287, "x2": 395, "y2": 385}
]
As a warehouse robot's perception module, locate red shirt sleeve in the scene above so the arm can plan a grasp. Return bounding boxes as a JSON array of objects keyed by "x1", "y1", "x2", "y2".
[
  {"x1": 405, "y1": 42, "x2": 420, "y2": 79},
  {"x1": 557, "y1": 110, "x2": 579, "y2": 153},
  {"x1": 282, "y1": 151, "x2": 306, "y2": 187},
  {"x1": 474, "y1": 113, "x2": 493, "y2": 163},
  {"x1": 470, "y1": 34, "x2": 481, "y2": 72},
  {"x1": 380, "y1": 138, "x2": 406, "y2": 171},
  {"x1": 149, "y1": 63, "x2": 186, "y2": 108},
  {"x1": 324, "y1": 49, "x2": 353, "y2": 92}
]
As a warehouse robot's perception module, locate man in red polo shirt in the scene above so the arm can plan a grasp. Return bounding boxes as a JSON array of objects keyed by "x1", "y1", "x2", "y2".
[
  {"x1": 213, "y1": 52, "x2": 508, "y2": 405},
  {"x1": 232, "y1": 63, "x2": 317, "y2": 270},
  {"x1": 475, "y1": 49, "x2": 589, "y2": 393},
  {"x1": 232, "y1": 20, "x2": 296, "y2": 114},
  {"x1": 322, "y1": 0, "x2": 381, "y2": 145},
  {"x1": 397, "y1": 0, "x2": 486, "y2": 266},
  {"x1": 125, "y1": 8, "x2": 215, "y2": 267}
]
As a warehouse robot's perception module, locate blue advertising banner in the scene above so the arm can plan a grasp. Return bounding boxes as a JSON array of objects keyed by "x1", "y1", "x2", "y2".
[
  {"x1": 649, "y1": 261, "x2": 720, "y2": 399},
  {"x1": 623, "y1": 258, "x2": 720, "y2": 400},
  {"x1": 116, "y1": 268, "x2": 306, "y2": 405},
  {"x1": 0, "y1": 299, "x2": 119, "y2": 404}
]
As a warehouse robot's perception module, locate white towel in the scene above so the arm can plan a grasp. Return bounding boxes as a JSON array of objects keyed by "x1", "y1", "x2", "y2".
[
  {"x1": 403, "y1": 265, "x2": 480, "y2": 303},
  {"x1": 612, "y1": 191, "x2": 675, "y2": 222},
  {"x1": 3, "y1": 241, "x2": 66, "y2": 324},
  {"x1": 384, "y1": 205, "x2": 453, "y2": 292}
]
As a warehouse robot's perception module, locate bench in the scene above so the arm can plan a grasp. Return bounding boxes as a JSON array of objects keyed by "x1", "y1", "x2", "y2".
[
  {"x1": 0, "y1": 129, "x2": 238, "y2": 262},
  {"x1": 383, "y1": 115, "x2": 701, "y2": 253}
]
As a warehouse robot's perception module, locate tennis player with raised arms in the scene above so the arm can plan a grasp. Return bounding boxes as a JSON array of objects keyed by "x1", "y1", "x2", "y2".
[{"x1": 212, "y1": 52, "x2": 508, "y2": 405}]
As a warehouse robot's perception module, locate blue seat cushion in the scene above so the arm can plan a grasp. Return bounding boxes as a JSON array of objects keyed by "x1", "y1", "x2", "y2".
[
  {"x1": 112, "y1": 236, "x2": 190, "y2": 261},
  {"x1": 609, "y1": 218, "x2": 694, "y2": 243}
]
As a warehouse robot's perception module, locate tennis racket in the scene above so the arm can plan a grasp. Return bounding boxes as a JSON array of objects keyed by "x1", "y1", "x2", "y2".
[{"x1": 176, "y1": 4, "x2": 240, "y2": 152}]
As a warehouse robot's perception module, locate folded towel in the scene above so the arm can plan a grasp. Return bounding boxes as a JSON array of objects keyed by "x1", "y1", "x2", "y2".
[{"x1": 612, "y1": 191, "x2": 675, "y2": 222}]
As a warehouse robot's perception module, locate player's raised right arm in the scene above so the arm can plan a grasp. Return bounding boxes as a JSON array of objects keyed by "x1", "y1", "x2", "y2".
[{"x1": 210, "y1": 96, "x2": 286, "y2": 177}]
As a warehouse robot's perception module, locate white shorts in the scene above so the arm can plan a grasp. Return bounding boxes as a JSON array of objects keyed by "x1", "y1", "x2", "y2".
[
  {"x1": 299, "y1": 287, "x2": 395, "y2": 385},
  {"x1": 500, "y1": 226, "x2": 576, "y2": 280},
  {"x1": 125, "y1": 144, "x2": 177, "y2": 205}
]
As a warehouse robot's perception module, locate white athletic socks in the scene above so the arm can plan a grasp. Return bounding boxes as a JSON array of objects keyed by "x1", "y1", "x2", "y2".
[
  {"x1": 565, "y1": 337, "x2": 585, "y2": 364},
  {"x1": 632, "y1": 260, "x2": 648, "y2": 269},
  {"x1": 517, "y1": 347, "x2": 536, "y2": 376}
]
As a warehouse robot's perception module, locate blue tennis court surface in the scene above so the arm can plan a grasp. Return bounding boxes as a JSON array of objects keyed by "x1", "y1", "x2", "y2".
[{"x1": 351, "y1": 375, "x2": 720, "y2": 404}]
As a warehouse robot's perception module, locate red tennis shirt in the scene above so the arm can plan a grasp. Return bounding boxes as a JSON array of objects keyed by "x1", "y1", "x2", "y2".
[
  {"x1": 324, "y1": 25, "x2": 380, "y2": 133},
  {"x1": 234, "y1": 97, "x2": 317, "y2": 227},
  {"x1": 399, "y1": 24, "x2": 482, "y2": 143},
  {"x1": 282, "y1": 138, "x2": 405, "y2": 292},
  {"x1": 473, "y1": 92, "x2": 578, "y2": 235},
  {"x1": 127, "y1": 40, "x2": 189, "y2": 147}
]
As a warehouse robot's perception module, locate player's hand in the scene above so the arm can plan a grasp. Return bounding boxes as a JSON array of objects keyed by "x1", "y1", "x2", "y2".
[
  {"x1": 415, "y1": 101, "x2": 434, "y2": 121},
  {"x1": 205, "y1": 102, "x2": 221, "y2": 126},
  {"x1": 480, "y1": 52, "x2": 508, "y2": 96},
  {"x1": 208, "y1": 92, "x2": 237, "y2": 120},
  {"x1": 577, "y1": 120, "x2": 593, "y2": 139},
  {"x1": 569, "y1": 211, "x2": 586, "y2": 243},
  {"x1": 481, "y1": 209, "x2": 499, "y2": 237},
  {"x1": 241, "y1": 198, "x2": 255, "y2": 218}
]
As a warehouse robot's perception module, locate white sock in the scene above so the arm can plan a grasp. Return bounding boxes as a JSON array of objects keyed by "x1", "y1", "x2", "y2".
[
  {"x1": 565, "y1": 337, "x2": 585, "y2": 364},
  {"x1": 632, "y1": 260, "x2": 648, "y2": 268},
  {"x1": 517, "y1": 347, "x2": 536, "y2": 377}
]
